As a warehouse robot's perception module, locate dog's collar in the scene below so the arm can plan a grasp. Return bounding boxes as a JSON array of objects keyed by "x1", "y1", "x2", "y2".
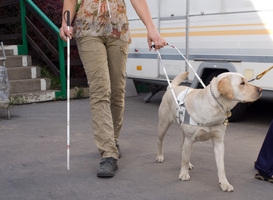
[{"x1": 210, "y1": 85, "x2": 232, "y2": 126}]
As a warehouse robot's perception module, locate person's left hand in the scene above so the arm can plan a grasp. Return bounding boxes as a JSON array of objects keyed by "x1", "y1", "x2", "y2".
[{"x1": 59, "y1": 24, "x2": 73, "y2": 43}]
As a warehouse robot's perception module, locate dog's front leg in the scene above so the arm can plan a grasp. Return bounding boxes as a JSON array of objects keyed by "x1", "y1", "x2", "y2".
[
  {"x1": 179, "y1": 137, "x2": 193, "y2": 181},
  {"x1": 213, "y1": 139, "x2": 234, "y2": 192}
]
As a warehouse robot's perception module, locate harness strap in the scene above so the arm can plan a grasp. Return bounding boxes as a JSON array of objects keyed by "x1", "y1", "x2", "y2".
[{"x1": 176, "y1": 88, "x2": 200, "y2": 125}]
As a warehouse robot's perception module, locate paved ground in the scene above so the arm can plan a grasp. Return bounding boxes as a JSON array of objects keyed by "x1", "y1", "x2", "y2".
[{"x1": 0, "y1": 92, "x2": 273, "y2": 200}]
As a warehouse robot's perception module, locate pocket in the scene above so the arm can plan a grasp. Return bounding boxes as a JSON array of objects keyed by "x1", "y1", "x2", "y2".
[{"x1": 120, "y1": 45, "x2": 129, "y2": 56}]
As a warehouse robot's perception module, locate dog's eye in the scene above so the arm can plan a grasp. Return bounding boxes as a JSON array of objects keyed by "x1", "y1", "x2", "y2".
[{"x1": 241, "y1": 81, "x2": 245, "y2": 85}]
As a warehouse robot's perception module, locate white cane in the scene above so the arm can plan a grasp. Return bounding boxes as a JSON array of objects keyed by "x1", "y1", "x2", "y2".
[{"x1": 66, "y1": 10, "x2": 71, "y2": 170}]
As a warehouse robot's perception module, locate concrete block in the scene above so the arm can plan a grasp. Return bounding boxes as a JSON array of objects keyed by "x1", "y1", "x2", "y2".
[
  {"x1": 7, "y1": 66, "x2": 41, "y2": 80},
  {"x1": 9, "y1": 78, "x2": 50, "y2": 93},
  {"x1": 2, "y1": 55, "x2": 32, "y2": 68},
  {"x1": 9, "y1": 90, "x2": 56, "y2": 104},
  {"x1": 0, "y1": 45, "x2": 17, "y2": 56}
]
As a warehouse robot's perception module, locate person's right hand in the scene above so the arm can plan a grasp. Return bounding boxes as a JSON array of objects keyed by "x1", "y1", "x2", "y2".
[
  {"x1": 147, "y1": 27, "x2": 167, "y2": 51},
  {"x1": 59, "y1": 24, "x2": 73, "y2": 43}
]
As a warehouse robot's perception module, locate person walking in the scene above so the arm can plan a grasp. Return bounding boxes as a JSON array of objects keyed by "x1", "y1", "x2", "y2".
[
  {"x1": 255, "y1": 120, "x2": 273, "y2": 183},
  {"x1": 60, "y1": 0, "x2": 167, "y2": 177}
]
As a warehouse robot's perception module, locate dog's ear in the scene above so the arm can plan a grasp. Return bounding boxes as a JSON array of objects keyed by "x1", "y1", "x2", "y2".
[{"x1": 217, "y1": 77, "x2": 234, "y2": 99}]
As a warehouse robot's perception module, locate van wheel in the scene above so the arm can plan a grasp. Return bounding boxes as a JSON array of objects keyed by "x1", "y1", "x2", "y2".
[{"x1": 204, "y1": 71, "x2": 247, "y2": 122}]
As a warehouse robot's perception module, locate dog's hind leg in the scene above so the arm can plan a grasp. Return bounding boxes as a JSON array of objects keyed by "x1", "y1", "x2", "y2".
[
  {"x1": 156, "y1": 118, "x2": 172, "y2": 163},
  {"x1": 179, "y1": 137, "x2": 193, "y2": 181}
]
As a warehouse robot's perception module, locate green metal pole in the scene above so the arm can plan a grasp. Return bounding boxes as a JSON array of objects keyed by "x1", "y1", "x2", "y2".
[
  {"x1": 18, "y1": 0, "x2": 28, "y2": 55},
  {"x1": 57, "y1": 36, "x2": 67, "y2": 99}
]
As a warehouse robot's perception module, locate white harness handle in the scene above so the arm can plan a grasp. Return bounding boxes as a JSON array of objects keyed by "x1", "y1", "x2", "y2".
[
  {"x1": 167, "y1": 43, "x2": 206, "y2": 88},
  {"x1": 154, "y1": 47, "x2": 181, "y2": 110}
]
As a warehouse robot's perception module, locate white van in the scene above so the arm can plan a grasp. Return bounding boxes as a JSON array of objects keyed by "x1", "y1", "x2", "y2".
[{"x1": 125, "y1": 0, "x2": 273, "y2": 119}]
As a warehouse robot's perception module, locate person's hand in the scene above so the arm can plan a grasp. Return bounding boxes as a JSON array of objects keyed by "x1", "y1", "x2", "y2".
[
  {"x1": 147, "y1": 27, "x2": 167, "y2": 50},
  {"x1": 59, "y1": 24, "x2": 73, "y2": 43}
]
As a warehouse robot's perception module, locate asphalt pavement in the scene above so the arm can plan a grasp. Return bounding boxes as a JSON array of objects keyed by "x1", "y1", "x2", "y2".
[{"x1": 0, "y1": 92, "x2": 273, "y2": 200}]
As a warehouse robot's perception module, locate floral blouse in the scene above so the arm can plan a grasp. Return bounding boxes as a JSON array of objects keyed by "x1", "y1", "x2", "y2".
[{"x1": 74, "y1": 0, "x2": 131, "y2": 43}]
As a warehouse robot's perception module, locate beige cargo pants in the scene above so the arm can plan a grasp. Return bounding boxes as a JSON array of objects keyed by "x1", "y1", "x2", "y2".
[{"x1": 76, "y1": 35, "x2": 129, "y2": 160}]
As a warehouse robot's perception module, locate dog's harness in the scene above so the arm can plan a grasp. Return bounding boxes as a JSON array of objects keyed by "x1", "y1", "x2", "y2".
[
  {"x1": 175, "y1": 86, "x2": 233, "y2": 126},
  {"x1": 151, "y1": 44, "x2": 206, "y2": 126},
  {"x1": 176, "y1": 88, "x2": 201, "y2": 126}
]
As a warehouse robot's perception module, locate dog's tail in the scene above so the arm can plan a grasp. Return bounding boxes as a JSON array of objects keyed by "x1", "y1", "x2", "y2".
[{"x1": 170, "y1": 72, "x2": 189, "y2": 87}]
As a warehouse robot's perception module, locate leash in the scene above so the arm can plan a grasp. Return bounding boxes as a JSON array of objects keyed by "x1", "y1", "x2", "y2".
[{"x1": 248, "y1": 66, "x2": 273, "y2": 82}]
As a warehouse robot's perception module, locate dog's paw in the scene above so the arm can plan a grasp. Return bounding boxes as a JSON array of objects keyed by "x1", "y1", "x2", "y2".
[
  {"x1": 179, "y1": 173, "x2": 191, "y2": 181},
  {"x1": 220, "y1": 183, "x2": 234, "y2": 192},
  {"x1": 156, "y1": 155, "x2": 164, "y2": 163},
  {"x1": 188, "y1": 162, "x2": 194, "y2": 170}
]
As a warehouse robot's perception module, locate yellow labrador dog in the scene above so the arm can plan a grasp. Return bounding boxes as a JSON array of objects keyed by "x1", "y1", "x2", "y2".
[{"x1": 156, "y1": 72, "x2": 262, "y2": 192}]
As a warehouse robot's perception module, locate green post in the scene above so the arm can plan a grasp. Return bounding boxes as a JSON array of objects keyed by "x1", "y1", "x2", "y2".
[
  {"x1": 18, "y1": 0, "x2": 28, "y2": 55},
  {"x1": 56, "y1": 36, "x2": 67, "y2": 98}
]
